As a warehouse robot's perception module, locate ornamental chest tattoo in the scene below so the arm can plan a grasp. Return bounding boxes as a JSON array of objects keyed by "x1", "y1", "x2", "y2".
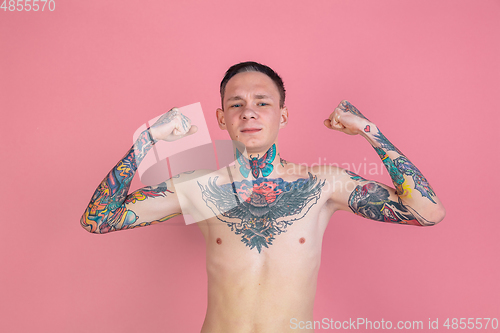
[{"x1": 198, "y1": 172, "x2": 325, "y2": 253}]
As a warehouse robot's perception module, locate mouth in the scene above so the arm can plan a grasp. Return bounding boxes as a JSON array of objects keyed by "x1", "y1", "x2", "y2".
[{"x1": 240, "y1": 128, "x2": 262, "y2": 134}]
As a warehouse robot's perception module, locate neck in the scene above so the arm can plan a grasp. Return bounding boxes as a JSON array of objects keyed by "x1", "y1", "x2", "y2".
[{"x1": 233, "y1": 143, "x2": 287, "y2": 180}]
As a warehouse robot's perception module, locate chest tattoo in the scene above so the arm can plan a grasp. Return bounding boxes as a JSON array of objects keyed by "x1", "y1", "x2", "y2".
[{"x1": 198, "y1": 172, "x2": 325, "y2": 253}]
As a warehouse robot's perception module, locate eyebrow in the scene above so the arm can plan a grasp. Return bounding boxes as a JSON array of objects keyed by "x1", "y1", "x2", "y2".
[{"x1": 226, "y1": 94, "x2": 272, "y2": 102}]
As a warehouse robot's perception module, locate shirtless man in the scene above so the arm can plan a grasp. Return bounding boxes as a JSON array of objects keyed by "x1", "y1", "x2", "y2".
[{"x1": 81, "y1": 61, "x2": 446, "y2": 332}]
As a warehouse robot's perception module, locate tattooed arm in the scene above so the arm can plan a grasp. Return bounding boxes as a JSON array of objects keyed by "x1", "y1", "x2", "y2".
[
  {"x1": 325, "y1": 100, "x2": 445, "y2": 226},
  {"x1": 80, "y1": 108, "x2": 197, "y2": 234}
]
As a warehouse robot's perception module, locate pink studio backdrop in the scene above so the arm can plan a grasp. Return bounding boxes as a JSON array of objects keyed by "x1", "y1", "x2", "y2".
[{"x1": 1, "y1": 1, "x2": 499, "y2": 332}]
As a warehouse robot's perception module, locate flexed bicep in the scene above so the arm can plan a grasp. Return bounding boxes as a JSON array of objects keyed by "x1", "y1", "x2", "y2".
[
  {"x1": 82, "y1": 178, "x2": 182, "y2": 234},
  {"x1": 332, "y1": 169, "x2": 434, "y2": 226}
]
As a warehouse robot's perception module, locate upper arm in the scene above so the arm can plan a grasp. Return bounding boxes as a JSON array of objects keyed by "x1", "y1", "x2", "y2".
[
  {"x1": 120, "y1": 178, "x2": 183, "y2": 230},
  {"x1": 83, "y1": 178, "x2": 183, "y2": 234},
  {"x1": 81, "y1": 178, "x2": 182, "y2": 234},
  {"x1": 329, "y1": 168, "x2": 433, "y2": 226},
  {"x1": 93, "y1": 169, "x2": 215, "y2": 233}
]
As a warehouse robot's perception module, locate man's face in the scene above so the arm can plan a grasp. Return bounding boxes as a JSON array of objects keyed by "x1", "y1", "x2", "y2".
[{"x1": 216, "y1": 71, "x2": 288, "y2": 153}]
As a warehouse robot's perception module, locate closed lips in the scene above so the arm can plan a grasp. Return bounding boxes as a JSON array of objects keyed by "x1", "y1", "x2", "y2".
[{"x1": 241, "y1": 128, "x2": 261, "y2": 132}]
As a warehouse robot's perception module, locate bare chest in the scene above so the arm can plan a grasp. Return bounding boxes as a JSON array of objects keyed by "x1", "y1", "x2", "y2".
[{"x1": 192, "y1": 172, "x2": 331, "y2": 254}]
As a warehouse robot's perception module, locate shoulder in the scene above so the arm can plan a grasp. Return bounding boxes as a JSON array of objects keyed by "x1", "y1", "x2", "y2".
[
  {"x1": 171, "y1": 169, "x2": 214, "y2": 181},
  {"x1": 282, "y1": 162, "x2": 349, "y2": 181},
  {"x1": 286, "y1": 163, "x2": 369, "y2": 200},
  {"x1": 169, "y1": 169, "x2": 218, "y2": 194},
  {"x1": 277, "y1": 162, "x2": 354, "y2": 194}
]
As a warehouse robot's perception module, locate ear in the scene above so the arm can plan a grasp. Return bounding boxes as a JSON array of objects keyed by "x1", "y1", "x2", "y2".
[
  {"x1": 216, "y1": 107, "x2": 227, "y2": 130},
  {"x1": 279, "y1": 106, "x2": 289, "y2": 129}
]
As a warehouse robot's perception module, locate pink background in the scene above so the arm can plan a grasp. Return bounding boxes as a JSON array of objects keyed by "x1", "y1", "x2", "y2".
[{"x1": 1, "y1": 0, "x2": 499, "y2": 332}]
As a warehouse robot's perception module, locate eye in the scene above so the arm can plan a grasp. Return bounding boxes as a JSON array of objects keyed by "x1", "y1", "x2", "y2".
[
  {"x1": 258, "y1": 103, "x2": 268, "y2": 106},
  {"x1": 231, "y1": 104, "x2": 241, "y2": 108}
]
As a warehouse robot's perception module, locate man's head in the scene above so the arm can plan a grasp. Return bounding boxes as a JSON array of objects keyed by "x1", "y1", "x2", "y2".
[
  {"x1": 220, "y1": 61, "x2": 286, "y2": 110},
  {"x1": 216, "y1": 61, "x2": 289, "y2": 153}
]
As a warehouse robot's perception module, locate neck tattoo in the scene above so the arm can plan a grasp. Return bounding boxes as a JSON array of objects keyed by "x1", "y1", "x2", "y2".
[
  {"x1": 278, "y1": 152, "x2": 287, "y2": 167},
  {"x1": 236, "y1": 144, "x2": 277, "y2": 179}
]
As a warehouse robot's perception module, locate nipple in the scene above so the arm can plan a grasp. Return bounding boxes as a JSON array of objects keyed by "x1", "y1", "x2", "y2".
[
  {"x1": 216, "y1": 238, "x2": 222, "y2": 245},
  {"x1": 299, "y1": 237, "x2": 306, "y2": 244}
]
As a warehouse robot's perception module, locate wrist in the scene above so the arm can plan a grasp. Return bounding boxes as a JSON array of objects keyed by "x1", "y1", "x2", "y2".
[
  {"x1": 359, "y1": 121, "x2": 379, "y2": 144},
  {"x1": 146, "y1": 127, "x2": 157, "y2": 144}
]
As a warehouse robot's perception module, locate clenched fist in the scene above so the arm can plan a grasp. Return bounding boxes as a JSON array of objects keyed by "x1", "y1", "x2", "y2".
[
  {"x1": 324, "y1": 100, "x2": 372, "y2": 136},
  {"x1": 149, "y1": 107, "x2": 198, "y2": 142}
]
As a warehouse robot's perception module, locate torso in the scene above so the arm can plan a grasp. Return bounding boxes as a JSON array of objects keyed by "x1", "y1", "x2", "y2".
[{"x1": 176, "y1": 163, "x2": 338, "y2": 333}]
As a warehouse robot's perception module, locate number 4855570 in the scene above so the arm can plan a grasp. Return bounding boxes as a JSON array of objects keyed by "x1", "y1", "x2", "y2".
[{"x1": 1, "y1": 0, "x2": 56, "y2": 11}]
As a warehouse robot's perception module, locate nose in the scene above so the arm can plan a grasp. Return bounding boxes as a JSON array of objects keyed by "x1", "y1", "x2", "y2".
[{"x1": 241, "y1": 105, "x2": 258, "y2": 120}]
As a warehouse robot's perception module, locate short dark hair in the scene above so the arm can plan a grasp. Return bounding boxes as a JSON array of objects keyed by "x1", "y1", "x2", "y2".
[{"x1": 220, "y1": 61, "x2": 286, "y2": 109}]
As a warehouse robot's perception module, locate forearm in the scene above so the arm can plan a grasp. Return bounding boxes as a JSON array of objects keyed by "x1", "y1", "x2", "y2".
[
  {"x1": 361, "y1": 123, "x2": 445, "y2": 223},
  {"x1": 81, "y1": 129, "x2": 156, "y2": 233},
  {"x1": 326, "y1": 100, "x2": 445, "y2": 225}
]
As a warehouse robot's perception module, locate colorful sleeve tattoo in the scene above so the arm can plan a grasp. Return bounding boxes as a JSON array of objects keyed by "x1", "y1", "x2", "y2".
[
  {"x1": 371, "y1": 128, "x2": 436, "y2": 203},
  {"x1": 336, "y1": 102, "x2": 441, "y2": 225},
  {"x1": 344, "y1": 126, "x2": 439, "y2": 226},
  {"x1": 348, "y1": 182, "x2": 434, "y2": 226},
  {"x1": 81, "y1": 129, "x2": 180, "y2": 233}
]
